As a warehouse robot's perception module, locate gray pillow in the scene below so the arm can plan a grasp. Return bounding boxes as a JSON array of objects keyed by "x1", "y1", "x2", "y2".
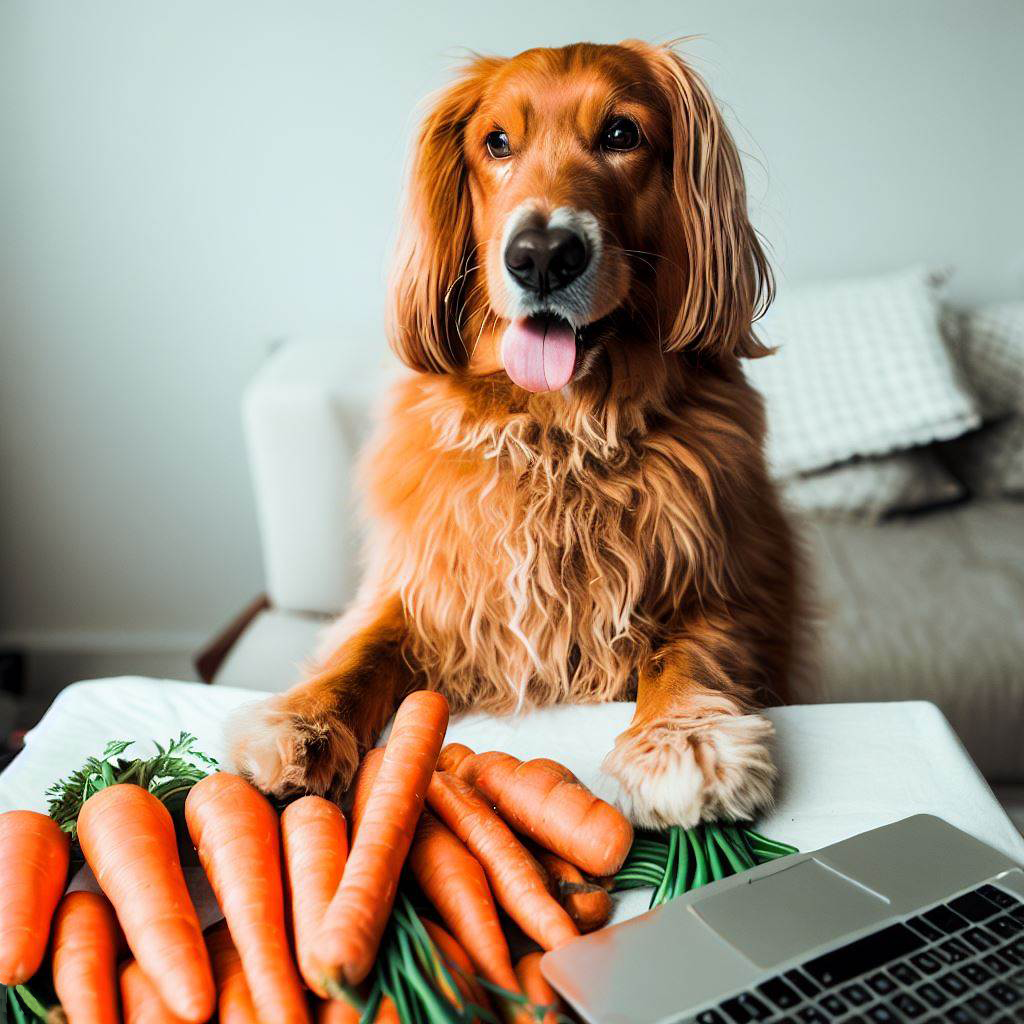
[
  {"x1": 940, "y1": 303, "x2": 1024, "y2": 496},
  {"x1": 781, "y1": 450, "x2": 964, "y2": 523}
]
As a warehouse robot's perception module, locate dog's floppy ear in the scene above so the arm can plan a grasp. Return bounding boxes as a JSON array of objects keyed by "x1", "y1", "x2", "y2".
[
  {"x1": 638, "y1": 44, "x2": 774, "y2": 359},
  {"x1": 388, "y1": 58, "x2": 502, "y2": 374}
]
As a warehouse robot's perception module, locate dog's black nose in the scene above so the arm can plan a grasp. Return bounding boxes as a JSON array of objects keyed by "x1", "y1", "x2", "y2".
[{"x1": 504, "y1": 226, "x2": 588, "y2": 294}]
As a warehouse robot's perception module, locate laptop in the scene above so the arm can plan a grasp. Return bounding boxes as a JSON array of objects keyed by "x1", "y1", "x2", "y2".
[{"x1": 541, "y1": 815, "x2": 1024, "y2": 1023}]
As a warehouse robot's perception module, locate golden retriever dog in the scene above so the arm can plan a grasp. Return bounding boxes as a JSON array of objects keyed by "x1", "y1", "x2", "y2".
[{"x1": 227, "y1": 40, "x2": 800, "y2": 828}]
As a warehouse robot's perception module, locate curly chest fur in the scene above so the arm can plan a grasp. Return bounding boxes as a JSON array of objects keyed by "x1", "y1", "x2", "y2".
[{"x1": 360, "y1": 388, "x2": 728, "y2": 713}]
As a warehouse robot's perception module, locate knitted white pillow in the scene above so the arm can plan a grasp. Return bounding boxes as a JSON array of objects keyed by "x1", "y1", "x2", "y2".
[{"x1": 747, "y1": 267, "x2": 980, "y2": 476}]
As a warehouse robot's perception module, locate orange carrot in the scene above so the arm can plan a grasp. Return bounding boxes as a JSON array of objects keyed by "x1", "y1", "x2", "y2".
[
  {"x1": 410, "y1": 812, "x2": 520, "y2": 995},
  {"x1": 51, "y1": 890, "x2": 120, "y2": 1024},
  {"x1": 316, "y1": 690, "x2": 450, "y2": 986},
  {"x1": 185, "y1": 772, "x2": 309, "y2": 1024},
  {"x1": 374, "y1": 996, "x2": 400, "y2": 1024},
  {"x1": 426, "y1": 771, "x2": 578, "y2": 951},
  {"x1": 0, "y1": 810, "x2": 69, "y2": 985},
  {"x1": 460, "y1": 752, "x2": 633, "y2": 876},
  {"x1": 78, "y1": 785, "x2": 214, "y2": 1023},
  {"x1": 282, "y1": 796, "x2": 348, "y2": 997},
  {"x1": 317, "y1": 1000, "x2": 360, "y2": 1023},
  {"x1": 348, "y1": 747, "x2": 384, "y2": 837},
  {"x1": 515, "y1": 953, "x2": 561, "y2": 1024},
  {"x1": 422, "y1": 915, "x2": 494, "y2": 1012},
  {"x1": 119, "y1": 959, "x2": 191, "y2": 1024},
  {"x1": 207, "y1": 921, "x2": 259, "y2": 1024},
  {"x1": 536, "y1": 850, "x2": 612, "y2": 933},
  {"x1": 437, "y1": 742, "x2": 474, "y2": 774}
]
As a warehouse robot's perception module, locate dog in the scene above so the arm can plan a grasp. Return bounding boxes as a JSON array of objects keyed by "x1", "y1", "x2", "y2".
[{"x1": 227, "y1": 40, "x2": 800, "y2": 829}]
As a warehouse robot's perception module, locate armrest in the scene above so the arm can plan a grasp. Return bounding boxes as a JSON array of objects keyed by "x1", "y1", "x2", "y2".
[{"x1": 243, "y1": 339, "x2": 393, "y2": 615}]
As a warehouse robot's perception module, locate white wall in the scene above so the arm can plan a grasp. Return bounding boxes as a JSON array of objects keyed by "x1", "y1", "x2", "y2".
[{"x1": 2, "y1": 1, "x2": 1022, "y2": 670}]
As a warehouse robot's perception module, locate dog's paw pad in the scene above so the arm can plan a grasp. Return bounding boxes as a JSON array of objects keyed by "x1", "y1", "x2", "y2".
[{"x1": 603, "y1": 711, "x2": 776, "y2": 828}]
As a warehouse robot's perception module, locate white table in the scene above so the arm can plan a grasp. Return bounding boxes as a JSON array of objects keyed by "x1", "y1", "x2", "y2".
[{"x1": 1, "y1": 678, "x2": 1021, "y2": 927}]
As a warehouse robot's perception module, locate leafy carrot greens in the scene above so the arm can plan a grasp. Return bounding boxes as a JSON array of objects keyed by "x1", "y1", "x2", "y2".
[{"x1": 45, "y1": 732, "x2": 216, "y2": 842}]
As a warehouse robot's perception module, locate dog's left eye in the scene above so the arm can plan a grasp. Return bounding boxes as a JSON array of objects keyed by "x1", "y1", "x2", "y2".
[
  {"x1": 601, "y1": 116, "x2": 641, "y2": 152},
  {"x1": 485, "y1": 130, "x2": 511, "y2": 159}
]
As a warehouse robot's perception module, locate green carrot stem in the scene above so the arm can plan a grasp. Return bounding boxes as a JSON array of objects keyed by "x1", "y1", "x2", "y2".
[
  {"x1": 688, "y1": 828, "x2": 709, "y2": 889},
  {"x1": 672, "y1": 825, "x2": 692, "y2": 899},
  {"x1": 650, "y1": 827, "x2": 679, "y2": 907},
  {"x1": 711, "y1": 825, "x2": 748, "y2": 876}
]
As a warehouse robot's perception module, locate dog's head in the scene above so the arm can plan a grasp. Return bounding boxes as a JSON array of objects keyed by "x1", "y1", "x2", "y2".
[{"x1": 389, "y1": 42, "x2": 772, "y2": 391}]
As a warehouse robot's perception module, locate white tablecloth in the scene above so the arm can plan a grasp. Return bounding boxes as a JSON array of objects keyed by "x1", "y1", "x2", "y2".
[{"x1": 2, "y1": 678, "x2": 1021, "y2": 927}]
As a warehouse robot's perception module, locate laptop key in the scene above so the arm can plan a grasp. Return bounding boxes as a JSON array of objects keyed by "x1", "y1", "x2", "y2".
[
  {"x1": 938, "y1": 971, "x2": 970, "y2": 996},
  {"x1": 988, "y1": 916, "x2": 1023, "y2": 940},
  {"x1": 944, "y1": 1009, "x2": 977, "y2": 1023},
  {"x1": 961, "y1": 962, "x2": 994, "y2": 985},
  {"x1": 840, "y1": 982, "x2": 872, "y2": 1006},
  {"x1": 949, "y1": 892, "x2": 1002, "y2": 922},
  {"x1": 938, "y1": 939, "x2": 973, "y2": 963},
  {"x1": 978, "y1": 885, "x2": 1020, "y2": 910},
  {"x1": 987, "y1": 981, "x2": 1022, "y2": 1006},
  {"x1": 803, "y1": 924, "x2": 924, "y2": 987},
  {"x1": 892, "y1": 991, "x2": 927, "y2": 1018},
  {"x1": 891, "y1": 961, "x2": 922, "y2": 985},
  {"x1": 785, "y1": 969, "x2": 821, "y2": 998},
  {"x1": 981, "y1": 953, "x2": 1009, "y2": 975},
  {"x1": 912, "y1": 951, "x2": 942, "y2": 974},
  {"x1": 964, "y1": 928, "x2": 998, "y2": 952},
  {"x1": 908, "y1": 915, "x2": 946, "y2": 942},
  {"x1": 867, "y1": 972, "x2": 897, "y2": 996},
  {"x1": 924, "y1": 905, "x2": 970, "y2": 934},
  {"x1": 944, "y1": 1008, "x2": 977, "y2": 1023},
  {"x1": 916, "y1": 982, "x2": 948, "y2": 1008},
  {"x1": 797, "y1": 1006, "x2": 828, "y2": 1023},
  {"x1": 695, "y1": 1011, "x2": 726, "y2": 1024},
  {"x1": 866, "y1": 1006, "x2": 897, "y2": 1023},
  {"x1": 736, "y1": 993, "x2": 771, "y2": 1021},
  {"x1": 756, "y1": 977, "x2": 801, "y2": 1010},
  {"x1": 717, "y1": 997, "x2": 751, "y2": 1023},
  {"x1": 1010, "y1": 906, "x2": 1024, "y2": 924},
  {"x1": 819, "y1": 993, "x2": 846, "y2": 1016},
  {"x1": 965, "y1": 993, "x2": 998, "y2": 1018}
]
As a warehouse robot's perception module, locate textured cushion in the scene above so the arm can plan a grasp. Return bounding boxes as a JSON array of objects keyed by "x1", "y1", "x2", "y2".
[
  {"x1": 781, "y1": 449, "x2": 964, "y2": 523},
  {"x1": 941, "y1": 303, "x2": 1024, "y2": 496},
  {"x1": 807, "y1": 499, "x2": 1024, "y2": 781},
  {"x1": 747, "y1": 267, "x2": 980, "y2": 476}
]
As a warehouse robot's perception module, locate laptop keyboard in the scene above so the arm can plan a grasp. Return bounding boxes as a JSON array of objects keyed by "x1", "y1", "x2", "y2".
[{"x1": 689, "y1": 882, "x2": 1024, "y2": 1023}]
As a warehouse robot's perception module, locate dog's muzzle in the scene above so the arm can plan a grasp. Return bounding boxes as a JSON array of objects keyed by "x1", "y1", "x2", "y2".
[{"x1": 504, "y1": 225, "x2": 589, "y2": 297}]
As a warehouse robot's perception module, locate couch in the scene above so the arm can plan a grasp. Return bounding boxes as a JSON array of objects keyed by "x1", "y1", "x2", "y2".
[{"x1": 206, "y1": 331, "x2": 1024, "y2": 787}]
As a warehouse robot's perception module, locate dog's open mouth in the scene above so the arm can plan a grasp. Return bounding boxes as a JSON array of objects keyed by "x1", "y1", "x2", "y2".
[{"x1": 500, "y1": 313, "x2": 582, "y2": 393}]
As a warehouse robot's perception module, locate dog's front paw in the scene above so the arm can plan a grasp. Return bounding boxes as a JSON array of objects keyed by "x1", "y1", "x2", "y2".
[
  {"x1": 224, "y1": 696, "x2": 359, "y2": 799},
  {"x1": 603, "y1": 710, "x2": 776, "y2": 829}
]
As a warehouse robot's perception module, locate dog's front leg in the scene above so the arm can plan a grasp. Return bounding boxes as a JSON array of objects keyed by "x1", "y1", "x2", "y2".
[
  {"x1": 225, "y1": 595, "x2": 418, "y2": 799},
  {"x1": 603, "y1": 617, "x2": 776, "y2": 828}
]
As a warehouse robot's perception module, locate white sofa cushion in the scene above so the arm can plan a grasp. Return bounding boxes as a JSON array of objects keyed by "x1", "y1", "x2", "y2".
[
  {"x1": 244, "y1": 340, "x2": 389, "y2": 615},
  {"x1": 747, "y1": 267, "x2": 980, "y2": 476}
]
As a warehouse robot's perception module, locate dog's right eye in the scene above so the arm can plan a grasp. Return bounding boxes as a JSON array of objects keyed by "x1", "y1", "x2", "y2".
[{"x1": 485, "y1": 130, "x2": 511, "y2": 159}]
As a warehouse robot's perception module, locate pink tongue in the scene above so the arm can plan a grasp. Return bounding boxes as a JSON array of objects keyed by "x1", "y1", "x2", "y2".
[{"x1": 501, "y1": 318, "x2": 578, "y2": 392}]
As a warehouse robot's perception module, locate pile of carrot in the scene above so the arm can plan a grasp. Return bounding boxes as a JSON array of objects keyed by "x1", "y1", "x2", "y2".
[{"x1": 0, "y1": 690, "x2": 795, "y2": 1023}]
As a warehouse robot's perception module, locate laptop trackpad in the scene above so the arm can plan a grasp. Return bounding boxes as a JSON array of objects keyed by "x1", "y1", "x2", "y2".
[{"x1": 693, "y1": 858, "x2": 892, "y2": 969}]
